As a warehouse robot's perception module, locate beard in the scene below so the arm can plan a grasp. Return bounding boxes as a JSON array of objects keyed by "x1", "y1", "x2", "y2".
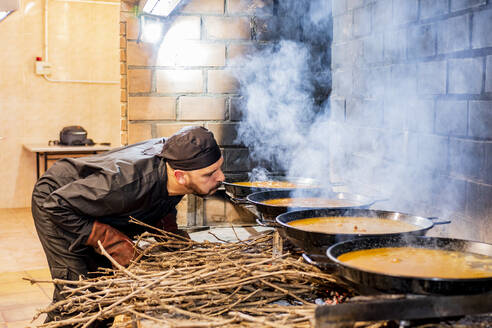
[{"x1": 188, "y1": 181, "x2": 222, "y2": 197}]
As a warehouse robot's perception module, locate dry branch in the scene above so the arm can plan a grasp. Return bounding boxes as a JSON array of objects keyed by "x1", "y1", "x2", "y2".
[{"x1": 29, "y1": 223, "x2": 351, "y2": 328}]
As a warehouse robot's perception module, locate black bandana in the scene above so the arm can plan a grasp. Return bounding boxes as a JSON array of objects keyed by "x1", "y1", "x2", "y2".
[{"x1": 160, "y1": 126, "x2": 221, "y2": 171}]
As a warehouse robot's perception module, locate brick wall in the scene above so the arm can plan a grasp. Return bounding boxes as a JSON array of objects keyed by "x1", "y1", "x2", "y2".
[
  {"x1": 120, "y1": 0, "x2": 274, "y2": 225},
  {"x1": 330, "y1": 0, "x2": 492, "y2": 241}
]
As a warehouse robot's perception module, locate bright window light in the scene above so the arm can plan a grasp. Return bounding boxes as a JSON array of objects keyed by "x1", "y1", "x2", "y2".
[
  {"x1": 0, "y1": 11, "x2": 11, "y2": 22},
  {"x1": 141, "y1": 17, "x2": 164, "y2": 43},
  {"x1": 142, "y1": 0, "x2": 181, "y2": 16}
]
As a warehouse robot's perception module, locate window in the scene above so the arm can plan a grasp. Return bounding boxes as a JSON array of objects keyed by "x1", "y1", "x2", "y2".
[{"x1": 0, "y1": 11, "x2": 13, "y2": 23}]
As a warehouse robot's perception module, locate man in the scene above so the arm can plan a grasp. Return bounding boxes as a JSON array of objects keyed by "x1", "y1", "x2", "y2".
[{"x1": 31, "y1": 126, "x2": 225, "y2": 322}]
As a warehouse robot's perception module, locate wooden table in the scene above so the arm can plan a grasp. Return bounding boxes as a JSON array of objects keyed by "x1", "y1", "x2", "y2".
[{"x1": 24, "y1": 143, "x2": 114, "y2": 179}]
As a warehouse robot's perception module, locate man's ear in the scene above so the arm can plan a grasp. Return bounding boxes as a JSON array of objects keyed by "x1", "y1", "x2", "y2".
[{"x1": 174, "y1": 170, "x2": 187, "y2": 185}]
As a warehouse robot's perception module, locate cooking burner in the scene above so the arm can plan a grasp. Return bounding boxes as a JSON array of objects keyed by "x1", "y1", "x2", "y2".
[{"x1": 315, "y1": 292, "x2": 492, "y2": 327}]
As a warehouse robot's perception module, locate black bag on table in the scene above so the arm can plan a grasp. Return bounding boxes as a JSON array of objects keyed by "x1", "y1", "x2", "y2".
[{"x1": 59, "y1": 126, "x2": 94, "y2": 146}]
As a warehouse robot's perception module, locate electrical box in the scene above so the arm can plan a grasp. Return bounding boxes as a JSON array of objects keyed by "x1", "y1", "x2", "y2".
[{"x1": 35, "y1": 61, "x2": 52, "y2": 75}]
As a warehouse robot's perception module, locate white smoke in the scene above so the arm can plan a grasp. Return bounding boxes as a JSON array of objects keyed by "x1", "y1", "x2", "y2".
[{"x1": 230, "y1": 0, "x2": 469, "y2": 226}]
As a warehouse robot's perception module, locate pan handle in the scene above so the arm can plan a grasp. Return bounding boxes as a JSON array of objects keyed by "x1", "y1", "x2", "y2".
[
  {"x1": 366, "y1": 197, "x2": 390, "y2": 207},
  {"x1": 227, "y1": 196, "x2": 251, "y2": 205},
  {"x1": 428, "y1": 216, "x2": 451, "y2": 224},
  {"x1": 256, "y1": 218, "x2": 267, "y2": 227},
  {"x1": 428, "y1": 217, "x2": 451, "y2": 225},
  {"x1": 302, "y1": 254, "x2": 338, "y2": 274}
]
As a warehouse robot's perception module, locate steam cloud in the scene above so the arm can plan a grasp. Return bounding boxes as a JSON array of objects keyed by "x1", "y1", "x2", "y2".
[{"x1": 231, "y1": 0, "x2": 467, "y2": 225}]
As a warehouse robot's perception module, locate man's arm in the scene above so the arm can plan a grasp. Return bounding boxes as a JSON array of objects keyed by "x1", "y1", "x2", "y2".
[{"x1": 41, "y1": 172, "x2": 152, "y2": 251}]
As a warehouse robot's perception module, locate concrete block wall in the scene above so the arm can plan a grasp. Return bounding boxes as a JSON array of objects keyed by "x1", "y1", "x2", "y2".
[
  {"x1": 330, "y1": 0, "x2": 492, "y2": 241},
  {"x1": 120, "y1": 0, "x2": 273, "y2": 225}
]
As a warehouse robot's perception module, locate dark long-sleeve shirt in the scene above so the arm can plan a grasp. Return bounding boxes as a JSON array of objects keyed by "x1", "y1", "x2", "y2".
[{"x1": 32, "y1": 138, "x2": 183, "y2": 251}]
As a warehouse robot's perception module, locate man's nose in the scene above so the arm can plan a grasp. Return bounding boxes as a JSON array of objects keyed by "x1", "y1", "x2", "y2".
[{"x1": 217, "y1": 169, "x2": 225, "y2": 182}]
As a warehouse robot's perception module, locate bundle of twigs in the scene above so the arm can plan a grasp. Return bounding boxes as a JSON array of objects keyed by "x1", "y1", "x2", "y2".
[{"x1": 27, "y1": 220, "x2": 351, "y2": 328}]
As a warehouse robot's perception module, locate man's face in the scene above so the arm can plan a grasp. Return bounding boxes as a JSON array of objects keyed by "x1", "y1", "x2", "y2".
[{"x1": 184, "y1": 157, "x2": 225, "y2": 196}]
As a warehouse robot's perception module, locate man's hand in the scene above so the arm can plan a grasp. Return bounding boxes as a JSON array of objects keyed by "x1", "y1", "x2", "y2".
[
  {"x1": 173, "y1": 229, "x2": 191, "y2": 240},
  {"x1": 86, "y1": 221, "x2": 135, "y2": 267}
]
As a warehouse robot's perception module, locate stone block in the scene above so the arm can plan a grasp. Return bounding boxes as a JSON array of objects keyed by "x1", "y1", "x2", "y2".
[
  {"x1": 207, "y1": 70, "x2": 239, "y2": 93},
  {"x1": 465, "y1": 181, "x2": 492, "y2": 220},
  {"x1": 229, "y1": 97, "x2": 244, "y2": 121},
  {"x1": 472, "y1": 8, "x2": 492, "y2": 49},
  {"x1": 391, "y1": 63, "x2": 417, "y2": 96},
  {"x1": 120, "y1": 62, "x2": 126, "y2": 75},
  {"x1": 120, "y1": 36, "x2": 126, "y2": 50},
  {"x1": 435, "y1": 100, "x2": 468, "y2": 136},
  {"x1": 449, "y1": 138, "x2": 485, "y2": 180},
  {"x1": 128, "y1": 69, "x2": 152, "y2": 93},
  {"x1": 486, "y1": 56, "x2": 492, "y2": 92},
  {"x1": 353, "y1": 5, "x2": 372, "y2": 37},
  {"x1": 330, "y1": 98, "x2": 346, "y2": 122},
  {"x1": 121, "y1": 89, "x2": 127, "y2": 102},
  {"x1": 204, "y1": 17, "x2": 251, "y2": 40},
  {"x1": 407, "y1": 24, "x2": 436, "y2": 58},
  {"x1": 430, "y1": 177, "x2": 467, "y2": 217},
  {"x1": 438, "y1": 14, "x2": 471, "y2": 54},
  {"x1": 156, "y1": 123, "x2": 203, "y2": 138},
  {"x1": 332, "y1": 0, "x2": 347, "y2": 16},
  {"x1": 205, "y1": 122, "x2": 240, "y2": 146},
  {"x1": 121, "y1": 118, "x2": 127, "y2": 131},
  {"x1": 469, "y1": 101, "x2": 492, "y2": 139},
  {"x1": 126, "y1": 16, "x2": 139, "y2": 40},
  {"x1": 121, "y1": 132, "x2": 128, "y2": 146},
  {"x1": 179, "y1": 97, "x2": 227, "y2": 120},
  {"x1": 421, "y1": 0, "x2": 449, "y2": 19},
  {"x1": 121, "y1": 1, "x2": 136, "y2": 12},
  {"x1": 253, "y1": 16, "x2": 282, "y2": 42},
  {"x1": 347, "y1": 0, "x2": 365, "y2": 11},
  {"x1": 418, "y1": 134, "x2": 448, "y2": 172},
  {"x1": 448, "y1": 57, "x2": 483, "y2": 94},
  {"x1": 393, "y1": 0, "x2": 418, "y2": 25},
  {"x1": 128, "y1": 123, "x2": 152, "y2": 144},
  {"x1": 225, "y1": 200, "x2": 256, "y2": 223},
  {"x1": 333, "y1": 13, "x2": 353, "y2": 43},
  {"x1": 164, "y1": 16, "x2": 201, "y2": 40},
  {"x1": 156, "y1": 41, "x2": 226, "y2": 67},
  {"x1": 383, "y1": 99, "x2": 407, "y2": 130},
  {"x1": 407, "y1": 99, "x2": 434, "y2": 133},
  {"x1": 182, "y1": 0, "x2": 224, "y2": 14},
  {"x1": 372, "y1": 0, "x2": 392, "y2": 31},
  {"x1": 353, "y1": 66, "x2": 389, "y2": 98},
  {"x1": 331, "y1": 43, "x2": 346, "y2": 70},
  {"x1": 156, "y1": 70, "x2": 203, "y2": 94},
  {"x1": 346, "y1": 98, "x2": 383, "y2": 126},
  {"x1": 127, "y1": 41, "x2": 155, "y2": 66},
  {"x1": 363, "y1": 33, "x2": 383, "y2": 63},
  {"x1": 224, "y1": 148, "x2": 252, "y2": 172},
  {"x1": 382, "y1": 131, "x2": 409, "y2": 162},
  {"x1": 121, "y1": 73, "x2": 127, "y2": 89},
  {"x1": 227, "y1": 0, "x2": 273, "y2": 15},
  {"x1": 333, "y1": 40, "x2": 363, "y2": 68},
  {"x1": 121, "y1": 103, "x2": 128, "y2": 117},
  {"x1": 451, "y1": 0, "x2": 487, "y2": 12},
  {"x1": 417, "y1": 60, "x2": 446, "y2": 94},
  {"x1": 120, "y1": 49, "x2": 126, "y2": 62},
  {"x1": 332, "y1": 68, "x2": 352, "y2": 97},
  {"x1": 128, "y1": 96, "x2": 176, "y2": 120},
  {"x1": 484, "y1": 143, "x2": 492, "y2": 184},
  {"x1": 384, "y1": 29, "x2": 406, "y2": 62},
  {"x1": 227, "y1": 43, "x2": 260, "y2": 63},
  {"x1": 203, "y1": 196, "x2": 226, "y2": 223},
  {"x1": 175, "y1": 196, "x2": 188, "y2": 226}
]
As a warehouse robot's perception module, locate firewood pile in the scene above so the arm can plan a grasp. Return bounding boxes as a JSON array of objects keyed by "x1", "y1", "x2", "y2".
[{"x1": 26, "y1": 220, "x2": 351, "y2": 328}]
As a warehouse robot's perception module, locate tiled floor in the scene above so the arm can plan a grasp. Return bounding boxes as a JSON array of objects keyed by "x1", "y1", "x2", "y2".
[
  {"x1": 0, "y1": 208, "x2": 52, "y2": 328},
  {"x1": 0, "y1": 208, "x2": 268, "y2": 328}
]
